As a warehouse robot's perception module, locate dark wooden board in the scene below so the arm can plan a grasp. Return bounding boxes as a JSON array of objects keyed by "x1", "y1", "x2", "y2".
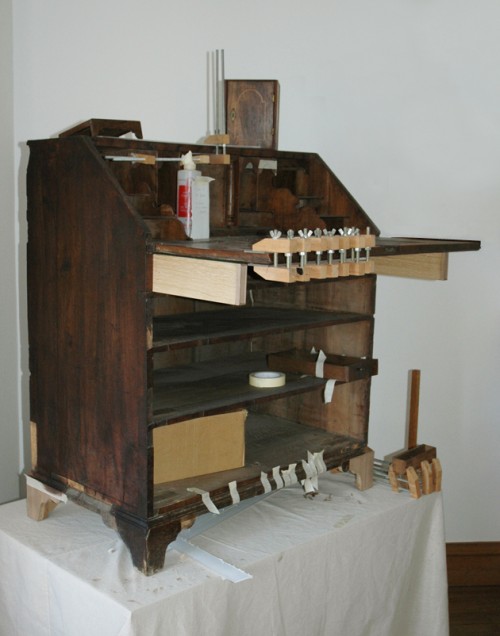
[
  {"x1": 153, "y1": 306, "x2": 369, "y2": 351},
  {"x1": 153, "y1": 235, "x2": 480, "y2": 265},
  {"x1": 373, "y1": 236, "x2": 480, "y2": 256},
  {"x1": 267, "y1": 349, "x2": 378, "y2": 383}
]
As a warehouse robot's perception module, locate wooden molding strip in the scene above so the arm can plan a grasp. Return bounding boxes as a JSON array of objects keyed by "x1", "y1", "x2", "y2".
[
  {"x1": 373, "y1": 252, "x2": 449, "y2": 280},
  {"x1": 447, "y1": 542, "x2": 500, "y2": 587}
]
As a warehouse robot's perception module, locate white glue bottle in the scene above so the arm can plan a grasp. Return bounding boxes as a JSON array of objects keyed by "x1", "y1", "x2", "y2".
[{"x1": 176, "y1": 151, "x2": 201, "y2": 237}]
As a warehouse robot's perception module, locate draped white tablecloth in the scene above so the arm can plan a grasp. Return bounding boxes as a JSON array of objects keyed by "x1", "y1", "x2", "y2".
[{"x1": 0, "y1": 473, "x2": 448, "y2": 636}]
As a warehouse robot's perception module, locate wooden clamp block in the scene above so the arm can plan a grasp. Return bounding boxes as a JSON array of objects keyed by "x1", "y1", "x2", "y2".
[
  {"x1": 324, "y1": 235, "x2": 341, "y2": 251},
  {"x1": 338, "y1": 236, "x2": 351, "y2": 251},
  {"x1": 251, "y1": 236, "x2": 303, "y2": 254},
  {"x1": 194, "y1": 154, "x2": 231, "y2": 165},
  {"x1": 421, "y1": 460, "x2": 433, "y2": 494},
  {"x1": 391, "y1": 444, "x2": 436, "y2": 475},
  {"x1": 325, "y1": 263, "x2": 340, "y2": 278},
  {"x1": 202, "y1": 133, "x2": 231, "y2": 146},
  {"x1": 338, "y1": 262, "x2": 351, "y2": 276},
  {"x1": 388, "y1": 464, "x2": 399, "y2": 492},
  {"x1": 306, "y1": 264, "x2": 329, "y2": 279},
  {"x1": 349, "y1": 262, "x2": 367, "y2": 276},
  {"x1": 406, "y1": 466, "x2": 422, "y2": 499},
  {"x1": 364, "y1": 260, "x2": 376, "y2": 274},
  {"x1": 349, "y1": 234, "x2": 376, "y2": 250},
  {"x1": 252, "y1": 264, "x2": 310, "y2": 283},
  {"x1": 432, "y1": 457, "x2": 442, "y2": 492}
]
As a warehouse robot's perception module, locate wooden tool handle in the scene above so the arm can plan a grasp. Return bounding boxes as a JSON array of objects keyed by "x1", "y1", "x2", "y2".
[{"x1": 408, "y1": 369, "x2": 420, "y2": 449}]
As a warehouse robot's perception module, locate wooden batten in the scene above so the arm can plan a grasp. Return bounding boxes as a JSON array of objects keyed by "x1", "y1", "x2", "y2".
[
  {"x1": 152, "y1": 254, "x2": 247, "y2": 305},
  {"x1": 373, "y1": 252, "x2": 449, "y2": 280}
]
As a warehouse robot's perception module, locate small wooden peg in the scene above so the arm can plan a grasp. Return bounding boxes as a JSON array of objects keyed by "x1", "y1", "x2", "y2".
[
  {"x1": 203, "y1": 133, "x2": 230, "y2": 145},
  {"x1": 349, "y1": 447, "x2": 374, "y2": 491}
]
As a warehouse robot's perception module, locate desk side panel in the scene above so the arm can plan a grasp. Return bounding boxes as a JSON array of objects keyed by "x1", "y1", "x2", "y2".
[{"x1": 27, "y1": 137, "x2": 150, "y2": 516}]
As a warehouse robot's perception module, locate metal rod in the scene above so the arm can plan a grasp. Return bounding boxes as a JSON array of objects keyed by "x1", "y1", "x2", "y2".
[
  {"x1": 212, "y1": 51, "x2": 217, "y2": 134},
  {"x1": 220, "y1": 49, "x2": 226, "y2": 135},
  {"x1": 206, "y1": 51, "x2": 212, "y2": 136},
  {"x1": 215, "y1": 50, "x2": 219, "y2": 134}
]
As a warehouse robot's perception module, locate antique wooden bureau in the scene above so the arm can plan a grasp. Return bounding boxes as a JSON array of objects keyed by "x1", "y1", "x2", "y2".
[{"x1": 26, "y1": 119, "x2": 479, "y2": 574}]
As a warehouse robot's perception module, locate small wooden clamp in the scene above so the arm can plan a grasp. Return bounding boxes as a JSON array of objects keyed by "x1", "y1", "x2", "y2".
[
  {"x1": 374, "y1": 452, "x2": 442, "y2": 499},
  {"x1": 386, "y1": 456, "x2": 442, "y2": 498},
  {"x1": 391, "y1": 444, "x2": 436, "y2": 474},
  {"x1": 195, "y1": 134, "x2": 231, "y2": 164}
]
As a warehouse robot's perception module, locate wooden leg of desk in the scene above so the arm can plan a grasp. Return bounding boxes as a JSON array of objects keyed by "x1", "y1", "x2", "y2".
[
  {"x1": 115, "y1": 514, "x2": 182, "y2": 576},
  {"x1": 26, "y1": 484, "x2": 60, "y2": 521},
  {"x1": 349, "y1": 447, "x2": 374, "y2": 491}
]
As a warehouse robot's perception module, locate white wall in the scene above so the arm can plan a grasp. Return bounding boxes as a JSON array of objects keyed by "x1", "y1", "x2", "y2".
[
  {"x1": 8, "y1": 0, "x2": 500, "y2": 541},
  {"x1": 0, "y1": 0, "x2": 21, "y2": 504}
]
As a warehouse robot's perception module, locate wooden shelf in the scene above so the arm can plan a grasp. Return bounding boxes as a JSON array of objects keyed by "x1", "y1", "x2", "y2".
[
  {"x1": 152, "y1": 307, "x2": 370, "y2": 352},
  {"x1": 151, "y1": 353, "x2": 325, "y2": 426},
  {"x1": 153, "y1": 412, "x2": 364, "y2": 515}
]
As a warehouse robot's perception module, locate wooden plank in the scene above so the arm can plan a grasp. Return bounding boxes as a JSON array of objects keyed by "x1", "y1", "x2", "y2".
[
  {"x1": 373, "y1": 252, "x2": 449, "y2": 280},
  {"x1": 153, "y1": 254, "x2": 247, "y2": 306}
]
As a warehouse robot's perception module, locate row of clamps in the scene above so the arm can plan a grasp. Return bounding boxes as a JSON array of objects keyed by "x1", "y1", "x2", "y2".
[{"x1": 252, "y1": 227, "x2": 376, "y2": 283}]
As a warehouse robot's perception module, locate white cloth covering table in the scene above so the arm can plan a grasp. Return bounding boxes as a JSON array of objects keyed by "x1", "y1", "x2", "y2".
[{"x1": 0, "y1": 473, "x2": 449, "y2": 636}]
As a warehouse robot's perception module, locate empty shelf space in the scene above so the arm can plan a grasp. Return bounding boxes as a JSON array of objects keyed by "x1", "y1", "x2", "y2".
[
  {"x1": 151, "y1": 353, "x2": 325, "y2": 426},
  {"x1": 152, "y1": 306, "x2": 369, "y2": 351},
  {"x1": 154, "y1": 412, "x2": 364, "y2": 513}
]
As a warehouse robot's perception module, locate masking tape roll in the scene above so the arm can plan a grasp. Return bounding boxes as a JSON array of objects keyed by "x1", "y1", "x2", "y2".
[{"x1": 249, "y1": 371, "x2": 286, "y2": 388}]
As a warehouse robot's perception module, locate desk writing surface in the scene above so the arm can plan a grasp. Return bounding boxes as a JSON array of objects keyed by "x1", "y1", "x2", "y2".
[{"x1": 0, "y1": 474, "x2": 448, "y2": 636}]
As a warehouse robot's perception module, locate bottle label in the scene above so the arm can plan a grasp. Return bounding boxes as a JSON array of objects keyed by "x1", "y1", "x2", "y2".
[{"x1": 177, "y1": 182, "x2": 192, "y2": 235}]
